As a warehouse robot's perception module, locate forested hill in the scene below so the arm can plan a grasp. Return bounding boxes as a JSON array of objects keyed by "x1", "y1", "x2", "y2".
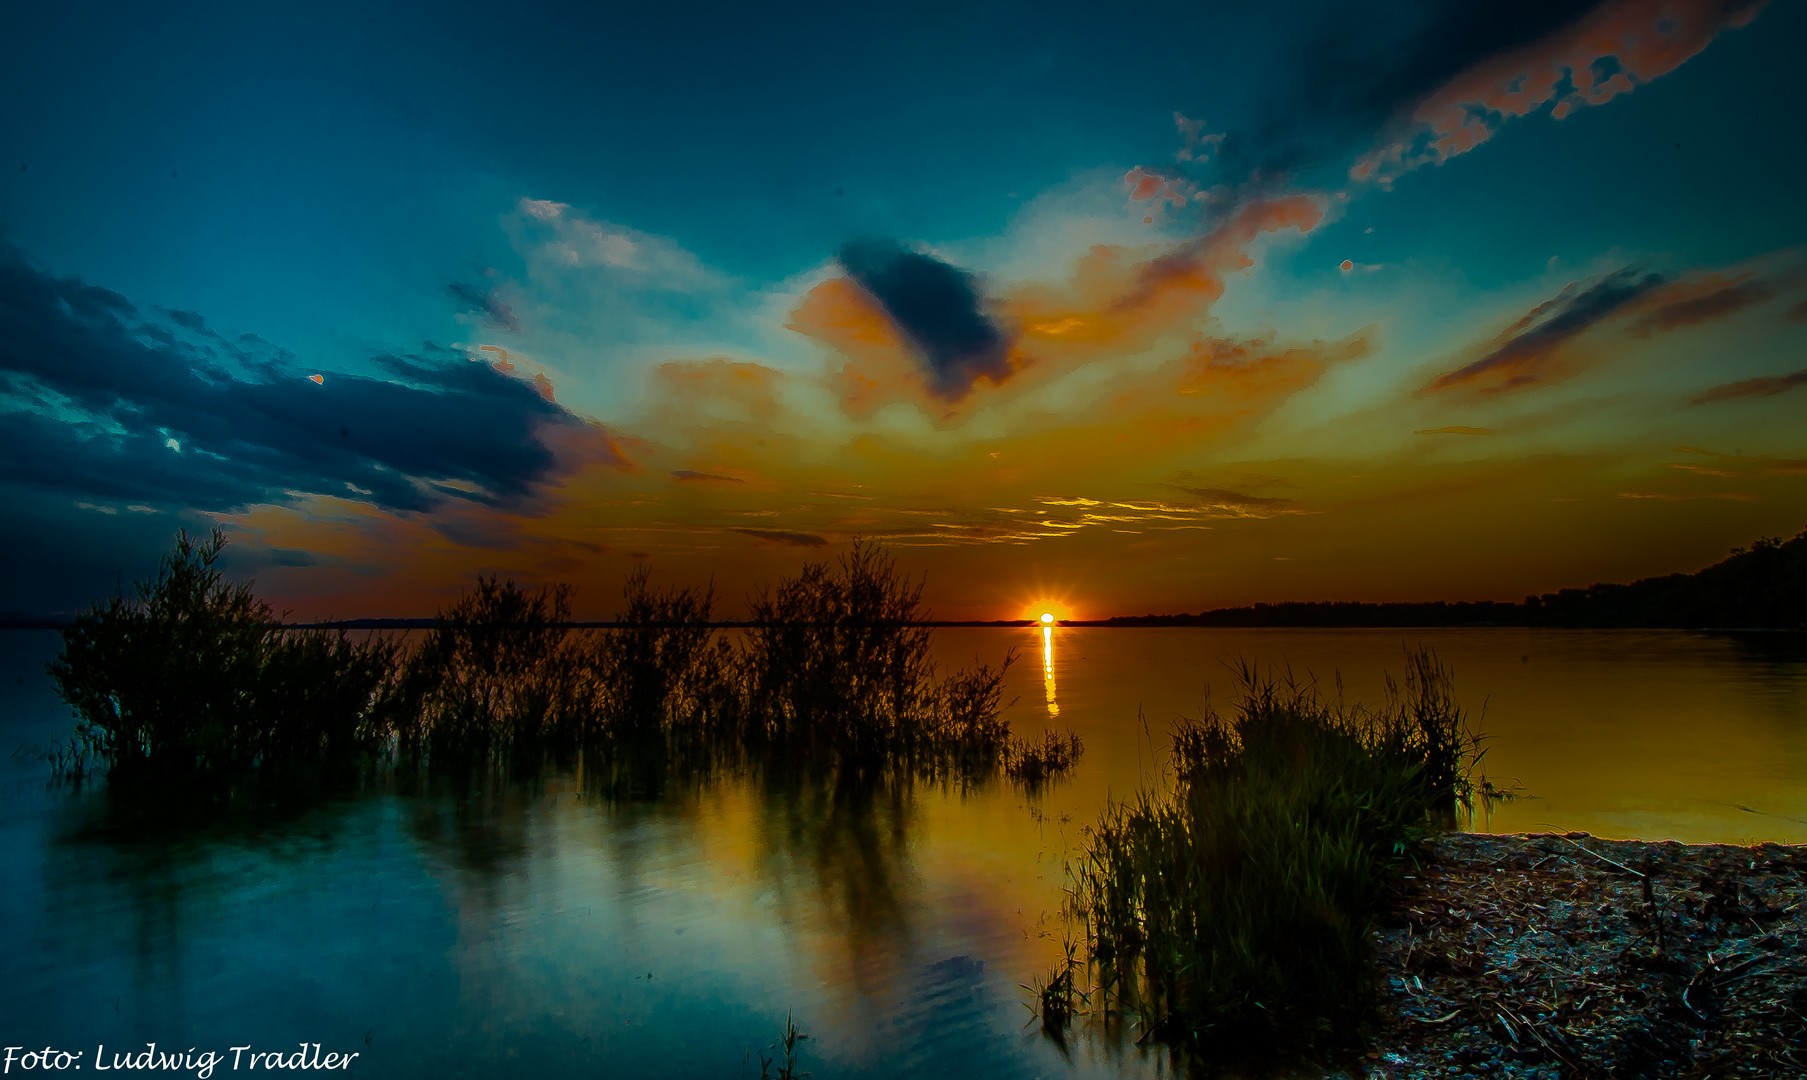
[{"x1": 1087, "y1": 527, "x2": 1807, "y2": 630}]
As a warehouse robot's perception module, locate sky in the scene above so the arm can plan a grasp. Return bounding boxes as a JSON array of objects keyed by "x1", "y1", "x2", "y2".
[{"x1": 2, "y1": 0, "x2": 1804, "y2": 621}]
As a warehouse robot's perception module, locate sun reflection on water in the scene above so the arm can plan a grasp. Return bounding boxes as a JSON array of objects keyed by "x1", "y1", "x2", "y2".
[{"x1": 1041, "y1": 617, "x2": 1058, "y2": 717}]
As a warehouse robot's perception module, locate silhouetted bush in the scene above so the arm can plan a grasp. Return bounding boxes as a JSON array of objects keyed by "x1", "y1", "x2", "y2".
[
  {"x1": 733, "y1": 540, "x2": 1022, "y2": 774},
  {"x1": 591, "y1": 566, "x2": 727, "y2": 738},
  {"x1": 47, "y1": 528, "x2": 396, "y2": 780},
  {"x1": 51, "y1": 532, "x2": 1076, "y2": 792},
  {"x1": 398, "y1": 576, "x2": 592, "y2": 752}
]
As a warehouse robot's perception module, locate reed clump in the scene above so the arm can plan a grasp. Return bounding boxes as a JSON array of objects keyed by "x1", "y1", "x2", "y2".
[
  {"x1": 51, "y1": 532, "x2": 1076, "y2": 793},
  {"x1": 47, "y1": 529, "x2": 399, "y2": 782},
  {"x1": 1069, "y1": 651, "x2": 1480, "y2": 1057},
  {"x1": 732, "y1": 540, "x2": 1019, "y2": 775}
]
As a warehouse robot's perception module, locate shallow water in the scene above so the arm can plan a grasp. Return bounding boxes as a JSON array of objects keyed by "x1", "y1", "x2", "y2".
[{"x1": 2, "y1": 627, "x2": 1803, "y2": 1077}]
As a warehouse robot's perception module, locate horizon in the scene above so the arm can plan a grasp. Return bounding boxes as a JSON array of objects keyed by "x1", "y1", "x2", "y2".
[{"x1": 4, "y1": 0, "x2": 1805, "y2": 623}]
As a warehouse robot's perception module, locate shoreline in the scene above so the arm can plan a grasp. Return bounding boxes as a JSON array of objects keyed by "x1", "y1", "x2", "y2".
[{"x1": 1342, "y1": 831, "x2": 1807, "y2": 1078}]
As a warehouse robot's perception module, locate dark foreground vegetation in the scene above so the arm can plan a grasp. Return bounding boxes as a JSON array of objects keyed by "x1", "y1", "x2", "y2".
[
  {"x1": 1041, "y1": 651, "x2": 1487, "y2": 1066},
  {"x1": 48, "y1": 530, "x2": 1078, "y2": 793},
  {"x1": 1090, "y1": 526, "x2": 1807, "y2": 630}
]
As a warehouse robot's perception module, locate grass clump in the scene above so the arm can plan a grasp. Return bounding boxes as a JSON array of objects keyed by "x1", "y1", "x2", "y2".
[{"x1": 1069, "y1": 651, "x2": 1480, "y2": 1058}]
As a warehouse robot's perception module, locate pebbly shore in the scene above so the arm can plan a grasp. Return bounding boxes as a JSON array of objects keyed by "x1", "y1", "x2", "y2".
[{"x1": 1325, "y1": 831, "x2": 1807, "y2": 1079}]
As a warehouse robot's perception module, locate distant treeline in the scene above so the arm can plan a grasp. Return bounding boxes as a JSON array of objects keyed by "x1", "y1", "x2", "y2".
[{"x1": 1082, "y1": 526, "x2": 1807, "y2": 630}]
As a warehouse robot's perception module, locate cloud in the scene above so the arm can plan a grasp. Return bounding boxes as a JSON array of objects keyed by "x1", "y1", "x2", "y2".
[
  {"x1": 730, "y1": 528, "x2": 828, "y2": 548},
  {"x1": 1629, "y1": 277, "x2": 1775, "y2": 335},
  {"x1": 1183, "y1": 1, "x2": 1602, "y2": 189},
  {"x1": 0, "y1": 242, "x2": 625, "y2": 516},
  {"x1": 835, "y1": 239, "x2": 1011, "y2": 401},
  {"x1": 514, "y1": 198, "x2": 711, "y2": 284},
  {"x1": 1354, "y1": 0, "x2": 1769, "y2": 186},
  {"x1": 1691, "y1": 367, "x2": 1807, "y2": 404},
  {"x1": 222, "y1": 544, "x2": 324, "y2": 571},
  {"x1": 1617, "y1": 490, "x2": 1756, "y2": 501},
  {"x1": 1424, "y1": 266, "x2": 1666, "y2": 394},
  {"x1": 672, "y1": 469, "x2": 744, "y2": 483},
  {"x1": 447, "y1": 280, "x2": 520, "y2": 333},
  {"x1": 1169, "y1": 486, "x2": 1304, "y2": 518},
  {"x1": 788, "y1": 192, "x2": 1331, "y2": 423}
]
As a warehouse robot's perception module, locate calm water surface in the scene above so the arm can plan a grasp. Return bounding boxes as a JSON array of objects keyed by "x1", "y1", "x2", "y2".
[{"x1": 2, "y1": 627, "x2": 1803, "y2": 1076}]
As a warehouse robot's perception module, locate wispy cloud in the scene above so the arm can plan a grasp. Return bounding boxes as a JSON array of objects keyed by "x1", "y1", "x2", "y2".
[
  {"x1": 729, "y1": 528, "x2": 828, "y2": 548},
  {"x1": 1354, "y1": 0, "x2": 1769, "y2": 186},
  {"x1": 515, "y1": 198, "x2": 714, "y2": 286},
  {"x1": 1169, "y1": 486, "x2": 1305, "y2": 518},
  {"x1": 1425, "y1": 266, "x2": 1666, "y2": 394},
  {"x1": 447, "y1": 280, "x2": 521, "y2": 333},
  {"x1": 1629, "y1": 277, "x2": 1775, "y2": 336},
  {"x1": 1692, "y1": 366, "x2": 1807, "y2": 404}
]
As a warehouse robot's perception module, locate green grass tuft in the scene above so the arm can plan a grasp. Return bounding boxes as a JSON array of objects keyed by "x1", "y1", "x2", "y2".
[{"x1": 1068, "y1": 651, "x2": 1482, "y2": 1057}]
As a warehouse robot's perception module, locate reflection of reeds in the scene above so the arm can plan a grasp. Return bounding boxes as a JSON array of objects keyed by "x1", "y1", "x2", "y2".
[
  {"x1": 50, "y1": 532, "x2": 1078, "y2": 794},
  {"x1": 1068, "y1": 652, "x2": 1483, "y2": 1058}
]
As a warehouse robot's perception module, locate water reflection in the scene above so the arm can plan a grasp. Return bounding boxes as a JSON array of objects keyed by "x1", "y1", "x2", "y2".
[{"x1": 7, "y1": 627, "x2": 1806, "y2": 1079}]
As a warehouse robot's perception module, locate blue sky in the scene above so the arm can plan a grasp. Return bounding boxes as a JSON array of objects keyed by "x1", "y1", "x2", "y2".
[{"x1": 3, "y1": 0, "x2": 1803, "y2": 618}]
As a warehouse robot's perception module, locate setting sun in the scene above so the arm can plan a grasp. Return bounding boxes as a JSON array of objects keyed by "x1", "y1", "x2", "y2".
[{"x1": 1040, "y1": 612, "x2": 1055, "y2": 624}]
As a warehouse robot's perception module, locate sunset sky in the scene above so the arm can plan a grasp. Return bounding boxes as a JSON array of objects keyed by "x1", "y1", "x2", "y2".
[{"x1": 3, "y1": 0, "x2": 1804, "y2": 620}]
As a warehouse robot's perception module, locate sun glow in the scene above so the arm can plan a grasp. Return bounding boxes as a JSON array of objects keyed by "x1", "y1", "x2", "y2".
[{"x1": 1039, "y1": 612, "x2": 1055, "y2": 624}]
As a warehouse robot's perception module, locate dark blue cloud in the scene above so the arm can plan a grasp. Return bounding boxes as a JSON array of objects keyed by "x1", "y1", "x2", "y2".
[
  {"x1": 836, "y1": 239, "x2": 1010, "y2": 400},
  {"x1": 0, "y1": 243, "x2": 603, "y2": 515}
]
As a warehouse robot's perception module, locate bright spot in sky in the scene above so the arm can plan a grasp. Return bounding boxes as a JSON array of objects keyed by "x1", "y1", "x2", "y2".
[
  {"x1": 1040, "y1": 612, "x2": 1055, "y2": 624},
  {"x1": 1339, "y1": 259, "x2": 1354, "y2": 272},
  {"x1": 164, "y1": 437, "x2": 180, "y2": 452},
  {"x1": 308, "y1": 374, "x2": 325, "y2": 385}
]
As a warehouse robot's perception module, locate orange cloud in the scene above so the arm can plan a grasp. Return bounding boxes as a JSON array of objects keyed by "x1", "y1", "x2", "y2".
[
  {"x1": 1003, "y1": 194, "x2": 1325, "y2": 361},
  {"x1": 787, "y1": 194, "x2": 1325, "y2": 422},
  {"x1": 651, "y1": 357, "x2": 785, "y2": 426},
  {"x1": 787, "y1": 276, "x2": 928, "y2": 418},
  {"x1": 1170, "y1": 331, "x2": 1368, "y2": 405},
  {"x1": 1355, "y1": 0, "x2": 1769, "y2": 185}
]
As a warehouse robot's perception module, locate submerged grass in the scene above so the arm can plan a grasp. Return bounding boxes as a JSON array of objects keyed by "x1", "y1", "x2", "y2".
[
  {"x1": 49, "y1": 530, "x2": 1074, "y2": 798},
  {"x1": 1067, "y1": 652, "x2": 1482, "y2": 1061}
]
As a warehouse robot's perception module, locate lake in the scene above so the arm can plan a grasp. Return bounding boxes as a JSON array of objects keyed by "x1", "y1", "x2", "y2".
[{"x1": 3, "y1": 627, "x2": 1804, "y2": 1077}]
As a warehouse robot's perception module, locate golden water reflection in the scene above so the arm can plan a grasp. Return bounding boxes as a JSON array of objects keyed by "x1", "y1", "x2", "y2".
[{"x1": 1042, "y1": 624, "x2": 1058, "y2": 717}]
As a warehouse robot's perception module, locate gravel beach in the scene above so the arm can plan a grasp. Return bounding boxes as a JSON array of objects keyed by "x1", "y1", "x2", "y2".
[{"x1": 1340, "y1": 832, "x2": 1807, "y2": 1078}]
